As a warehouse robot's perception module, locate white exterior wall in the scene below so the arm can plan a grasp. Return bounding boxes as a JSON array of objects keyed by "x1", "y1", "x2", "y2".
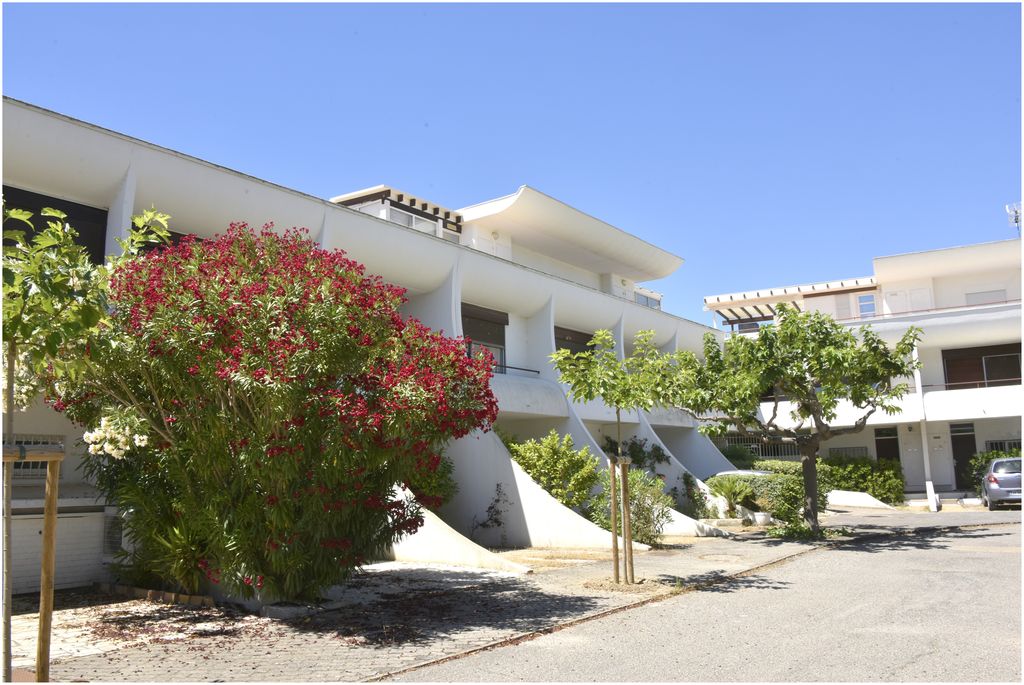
[
  {"x1": 3, "y1": 99, "x2": 729, "y2": 590},
  {"x1": 12, "y1": 513, "x2": 106, "y2": 592},
  {"x1": 932, "y1": 268, "x2": 1021, "y2": 309},
  {"x1": 880, "y1": 278, "x2": 934, "y2": 314},
  {"x1": 508, "y1": 243, "x2": 602, "y2": 290}
]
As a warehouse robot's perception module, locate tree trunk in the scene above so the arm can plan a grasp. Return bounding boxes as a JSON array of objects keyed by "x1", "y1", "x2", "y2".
[{"x1": 799, "y1": 442, "x2": 820, "y2": 534}]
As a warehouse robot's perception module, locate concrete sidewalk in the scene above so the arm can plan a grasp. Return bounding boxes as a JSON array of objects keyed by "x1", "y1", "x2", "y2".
[{"x1": 15, "y1": 509, "x2": 1018, "y2": 682}]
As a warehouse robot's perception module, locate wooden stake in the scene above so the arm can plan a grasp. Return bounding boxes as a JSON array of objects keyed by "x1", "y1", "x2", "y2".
[
  {"x1": 608, "y1": 458, "x2": 619, "y2": 584},
  {"x1": 2, "y1": 462, "x2": 11, "y2": 683},
  {"x1": 35, "y1": 460, "x2": 60, "y2": 683},
  {"x1": 619, "y1": 461, "x2": 634, "y2": 583},
  {"x1": 4, "y1": 340, "x2": 15, "y2": 683}
]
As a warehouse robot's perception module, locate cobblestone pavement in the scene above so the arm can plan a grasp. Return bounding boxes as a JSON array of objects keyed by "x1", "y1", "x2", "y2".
[
  {"x1": 17, "y1": 509, "x2": 1014, "y2": 682},
  {"x1": 15, "y1": 536, "x2": 811, "y2": 683}
]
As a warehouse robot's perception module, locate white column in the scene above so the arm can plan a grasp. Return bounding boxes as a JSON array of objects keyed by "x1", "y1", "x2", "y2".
[
  {"x1": 103, "y1": 163, "x2": 136, "y2": 258},
  {"x1": 525, "y1": 296, "x2": 557, "y2": 381},
  {"x1": 314, "y1": 209, "x2": 328, "y2": 249},
  {"x1": 611, "y1": 315, "x2": 626, "y2": 362},
  {"x1": 911, "y1": 346, "x2": 935, "y2": 508}
]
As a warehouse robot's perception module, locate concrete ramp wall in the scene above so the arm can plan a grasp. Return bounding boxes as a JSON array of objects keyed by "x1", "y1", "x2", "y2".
[
  {"x1": 441, "y1": 429, "x2": 647, "y2": 551},
  {"x1": 388, "y1": 506, "x2": 533, "y2": 574},
  {"x1": 652, "y1": 425, "x2": 736, "y2": 480}
]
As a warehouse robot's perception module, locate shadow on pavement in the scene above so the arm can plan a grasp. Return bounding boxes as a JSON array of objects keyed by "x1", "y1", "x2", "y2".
[
  {"x1": 655, "y1": 571, "x2": 791, "y2": 593},
  {"x1": 830, "y1": 525, "x2": 1015, "y2": 554},
  {"x1": 285, "y1": 569, "x2": 603, "y2": 646}
]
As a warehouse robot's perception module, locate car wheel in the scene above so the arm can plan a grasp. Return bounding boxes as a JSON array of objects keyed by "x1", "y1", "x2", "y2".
[{"x1": 988, "y1": 496, "x2": 998, "y2": 511}]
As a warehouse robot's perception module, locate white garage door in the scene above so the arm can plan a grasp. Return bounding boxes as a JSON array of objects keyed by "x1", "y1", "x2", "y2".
[{"x1": 11, "y1": 512, "x2": 106, "y2": 594}]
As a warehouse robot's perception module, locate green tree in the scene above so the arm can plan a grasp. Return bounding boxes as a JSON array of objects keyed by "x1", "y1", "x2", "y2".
[
  {"x1": 674, "y1": 304, "x2": 920, "y2": 534},
  {"x1": 2, "y1": 203, "x2": 167, "y2": 681},
  {"x1": 551, "y1": 329, "x2": 675, "y2": 463}
]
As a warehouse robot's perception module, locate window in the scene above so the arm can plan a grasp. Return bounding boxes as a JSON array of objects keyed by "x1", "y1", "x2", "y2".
[
  {"x1": 857, "y1": 294, "x2": 877, "y2": 318},
  {"x1": 737, "y1": 321, "x2": 761, "y2": 333},
  {"x1": 985, "y1": 439, "x2": 1021, "y2": 452},
  {"x1": 3, "y1": 185, "x2": 108, "y2": 265},
  {"x1": 441, "y1": 229, "x2": 460, "y2": 244},
  {"x1": 634, "y1": 293, "x2": 661, "y2": 310},
  {"x1": 386, "y1": 206, "x2": 437, "y2": 234},
  {"x1": 965, "y1": 289, "x2": 1007, "y2": 306},
  {"x1": 942, "y1": 344, "x2": 1022, "y2": 389},
  {"x1": 9, "y1": 434, "x2": 64, "y2": 480},
  {"x1": 462, "y1": 303, "x2": 508, "y2": 374},
  {"x1": 554, "y1": 326, "x2": 592, "y2": 355},
  {"x1": 829, "y1": 446, "x2": 869, "y2": 459},
  {"x1": 949, "y1": 422, "x2": 975, "y2": 435},
  {"x1": 874, "y1": 427, "x2": 900, "y2": 462}
]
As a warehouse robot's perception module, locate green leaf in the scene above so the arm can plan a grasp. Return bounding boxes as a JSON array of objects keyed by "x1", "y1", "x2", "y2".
[{"x1": 40, "y1": 207, "x2": 68, "y2": 220}]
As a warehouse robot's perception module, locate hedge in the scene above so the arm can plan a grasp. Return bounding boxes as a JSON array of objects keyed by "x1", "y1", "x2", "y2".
[{"x1": 752, "y1": 456, "x2": 905, "y2": 505}]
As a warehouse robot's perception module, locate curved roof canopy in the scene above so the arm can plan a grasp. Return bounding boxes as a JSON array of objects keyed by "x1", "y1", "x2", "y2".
[{"x1": 459, "y1": 186, "x2": 684, "y2": 282}]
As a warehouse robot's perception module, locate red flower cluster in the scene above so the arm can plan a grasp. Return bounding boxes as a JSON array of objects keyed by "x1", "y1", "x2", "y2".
[{"x1": 76, "y1": 223, "x2": 498, "y2": 601}]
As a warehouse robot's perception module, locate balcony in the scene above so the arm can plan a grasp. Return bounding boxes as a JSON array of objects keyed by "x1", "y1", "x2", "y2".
[{"x1": 921, "y1": 383, "x2": 1023, "y2": 422}]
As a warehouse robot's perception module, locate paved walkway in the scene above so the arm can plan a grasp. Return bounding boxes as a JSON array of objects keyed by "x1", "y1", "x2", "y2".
[{"x1": 12, "y1": 508, "x2": 1018, "y2": 682}]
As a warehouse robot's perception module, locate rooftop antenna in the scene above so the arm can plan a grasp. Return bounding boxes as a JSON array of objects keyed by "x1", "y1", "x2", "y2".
[{"x1": 1006, "y1": 202, "x2": 1021, "y2": 234}]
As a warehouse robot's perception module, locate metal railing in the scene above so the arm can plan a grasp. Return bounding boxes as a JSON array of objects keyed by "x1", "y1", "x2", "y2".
[{"x1": 922, "y1": 378, "x2": 1022, "y2": 391}]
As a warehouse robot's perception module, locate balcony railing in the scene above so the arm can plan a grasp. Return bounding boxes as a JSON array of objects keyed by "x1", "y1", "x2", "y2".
[
  {"x1": 833, "y1": 299, "x2": 1021, "y2": 325},
  {"x1": 492, "y1": 364, "x2": 541, "y2": 377},
  {"x1": 923, "y1": 378, "x2": 1022, "y2": 392}
]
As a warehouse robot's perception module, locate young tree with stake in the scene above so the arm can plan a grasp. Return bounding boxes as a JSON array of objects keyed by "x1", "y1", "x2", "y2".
[{"x1": 551, "y1": 329, "x2": 675, "y2": 582}]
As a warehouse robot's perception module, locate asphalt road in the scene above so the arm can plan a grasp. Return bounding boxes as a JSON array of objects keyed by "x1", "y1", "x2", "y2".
[{"x1": 392, "y1": 520, "x2": 1021, "y2": 682}]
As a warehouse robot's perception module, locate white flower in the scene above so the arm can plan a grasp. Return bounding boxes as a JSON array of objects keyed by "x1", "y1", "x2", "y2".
[
  {"x1": 110, "y1": 448, "x2": 126, "y2": 460},
  {"x1": 133, "y1": 434, "x2": 148, "y2": 447},
  {"x1": 102, "y1": 442, "x2": 116, "y2": 455},
  {"x1": 82, "y1": 431, "x2": 96, "y2": 443},
  {"x1": 118, "y1": 438, "x2": 129, "y2": 449},
  {"x1": 88, "y1": 444, "x2": 103, "y2": 455},
  {"x1": 100, "y1": 417, "x2": 110, "y2": 429}
]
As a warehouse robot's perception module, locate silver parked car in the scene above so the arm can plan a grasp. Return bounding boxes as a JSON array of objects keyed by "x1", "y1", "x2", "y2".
[{"x1": 981, "y1": 457, "x2": 1022, "y2": 511}]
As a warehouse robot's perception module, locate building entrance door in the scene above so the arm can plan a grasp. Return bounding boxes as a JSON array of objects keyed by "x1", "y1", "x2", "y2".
[{"x1": 949, "y1": 423, "x2": 977, "y2": 491}]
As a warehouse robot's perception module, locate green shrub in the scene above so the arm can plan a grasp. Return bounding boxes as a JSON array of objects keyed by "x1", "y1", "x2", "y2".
[
  {"x1": 708, "y1": 472, "x2": 821, "y2": 524},
  {"x1": 747, "y1": 473, "x2": 805, "y2": 523},
  {"x1": 602, "y1": 435, "x2": 669, "y2": 473},
  {"x1": 719, "y1": 444, "x2": 759, "y2": 469},
  {"x1": 705, "y1": 475, "x2": 755, "y2": 518},
  {"x1": 753, "y1": 455, "x2": 905, "y2": 506},
  {"x1": 507, "y1": 430, "x2": 600, "y2": 513},
  {"x1": 589, "y1": 468, "x2": 673, "y2": 546},
  {"x1": 968, "y1": 449, "x2": 1021, "y2": 496}
]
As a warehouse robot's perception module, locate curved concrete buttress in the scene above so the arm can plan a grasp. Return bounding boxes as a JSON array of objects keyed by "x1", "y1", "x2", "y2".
[
  {"x1": 442, "y1": 429, "x2": 648, "y2": 550},
  {"x1": 649, "y1": 421, "x2": 736, "y2": 480},
  {"x1": 635, "y1": 414, "x2": 728, "y2": 537},
  {"x1": 388, "y1": 504, "x2": 534, "y2": 574}
]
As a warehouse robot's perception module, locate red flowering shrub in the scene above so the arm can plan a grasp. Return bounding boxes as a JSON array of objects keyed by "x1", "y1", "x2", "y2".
[{"x1": 63, "y1": 224, "x2": 496, "y2": 601}]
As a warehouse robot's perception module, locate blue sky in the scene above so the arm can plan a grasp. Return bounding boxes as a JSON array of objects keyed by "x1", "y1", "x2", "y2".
[{"x1": 3, "y1": 3, "x2": 1020, "y2": 325}]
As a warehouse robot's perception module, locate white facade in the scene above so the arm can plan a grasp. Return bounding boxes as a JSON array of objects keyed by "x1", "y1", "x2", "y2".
[
  {"x1": 2, "y1": 98, "x2": 731, "y2": 591},
  {"x1": 704, "y1": 239, "x2": 1023, "y2": 493}
]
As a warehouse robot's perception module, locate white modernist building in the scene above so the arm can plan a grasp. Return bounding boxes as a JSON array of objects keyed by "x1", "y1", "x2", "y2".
[
  {"x1": 704, "y1": 239, "x2": 1022, "y2": 495},
  {"x1": 2, "y1": 98, "x2": 733, "y2": 593}
]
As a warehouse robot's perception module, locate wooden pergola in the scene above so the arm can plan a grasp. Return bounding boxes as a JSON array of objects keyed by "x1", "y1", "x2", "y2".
[{"x1": 2, "y1": 445, "x2": 63, "y2": 683}]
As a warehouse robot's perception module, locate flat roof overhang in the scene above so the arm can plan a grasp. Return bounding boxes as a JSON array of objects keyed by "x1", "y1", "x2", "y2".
[{"x1": 458, "y1": 185, "x2": 684, "y2": 282}]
